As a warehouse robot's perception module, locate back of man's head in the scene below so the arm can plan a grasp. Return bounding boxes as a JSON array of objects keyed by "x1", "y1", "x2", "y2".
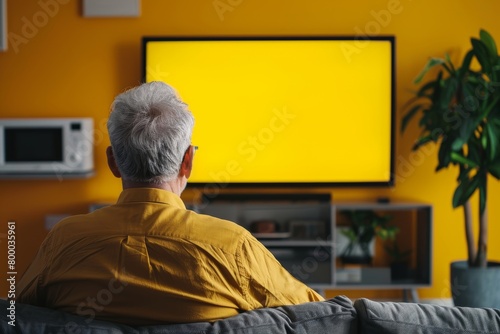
[{"x1": 107, "y1": 81, "x2": 194, "y2": 184}]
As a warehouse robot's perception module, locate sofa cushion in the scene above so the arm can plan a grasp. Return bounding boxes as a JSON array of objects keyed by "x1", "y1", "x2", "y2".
[
  {"x1": 354, "y1": 298, "x2": 500, "y2": 334},
  {"x1": 1, "y1": 296, "x2": 356, "y2": 334}
]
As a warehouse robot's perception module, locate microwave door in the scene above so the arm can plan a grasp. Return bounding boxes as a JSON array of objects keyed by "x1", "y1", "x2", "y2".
[{"x1": 6, "y1": 127, "x2": 63, "y2": 161}]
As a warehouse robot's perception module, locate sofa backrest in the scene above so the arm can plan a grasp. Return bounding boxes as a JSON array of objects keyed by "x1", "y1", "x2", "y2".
[
  {"x1": 354, "y1": 298, "x2": 500, "y2": 334},
  {"x1": 4, "y1": 296, "x2": 500, "y2": 334},
  {"x1": 1, "y1": 296, "x2": 357, "y2": 334}
]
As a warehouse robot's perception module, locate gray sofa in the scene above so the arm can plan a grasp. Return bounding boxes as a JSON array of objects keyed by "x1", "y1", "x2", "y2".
[{"x1": 1, "y1": 296, "x2": 500, "y2": 334}]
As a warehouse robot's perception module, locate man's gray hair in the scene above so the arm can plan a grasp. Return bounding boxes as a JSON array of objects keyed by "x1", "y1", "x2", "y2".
[{"x1": 107, "y1": 81, "x2": 195, "y2": 184}]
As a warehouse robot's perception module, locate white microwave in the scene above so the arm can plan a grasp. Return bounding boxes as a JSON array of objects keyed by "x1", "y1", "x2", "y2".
[{"x1": 0, "y1": 118, "x2": 94, "y2": 178}]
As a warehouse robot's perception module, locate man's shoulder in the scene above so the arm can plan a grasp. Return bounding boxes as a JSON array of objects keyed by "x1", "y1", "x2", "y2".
[
  {"x1": 186, "y1": 209, "x2": 249, "y2": 235},
  {"x1": 48, "y1": 212, "x2": 97, "y2": 237},
  {"x1": 183, "y1": 210, "x2": 252, "y2": 250},
  {"x1": 48, "y1": 203, "x2": 254, "y2": 253}
]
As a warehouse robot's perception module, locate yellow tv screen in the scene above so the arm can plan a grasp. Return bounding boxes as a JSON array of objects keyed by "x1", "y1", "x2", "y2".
[{"x1": 142, "y1": 37, "x2": 394, "y2": 187}]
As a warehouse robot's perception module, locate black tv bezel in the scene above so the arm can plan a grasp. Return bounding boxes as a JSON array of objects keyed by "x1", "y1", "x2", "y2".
[{"x1": 141, "y1": 35, "x2": 396, "y2": 189}]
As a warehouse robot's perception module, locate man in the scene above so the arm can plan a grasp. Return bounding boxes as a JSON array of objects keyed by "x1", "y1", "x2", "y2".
[{"x1": 17, "y1": 81, "x2": 323, "y2": 325}]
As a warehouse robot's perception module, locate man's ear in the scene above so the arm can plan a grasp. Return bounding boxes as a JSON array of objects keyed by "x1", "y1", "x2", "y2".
[
  {"x1": 179, "y1": 146, "x2": 194, "y2": 179},
  {"x1": 106, "y1": 146, "x2": 122, "y2": 178}
]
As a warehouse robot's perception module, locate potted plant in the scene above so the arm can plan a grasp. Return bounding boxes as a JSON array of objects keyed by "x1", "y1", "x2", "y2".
[
  {"x1": 402, "y1": 29, "x2": 500, "y2": 307},
  {"x1": 339, "y1": 210, "x2": 397, "y2": 265}
]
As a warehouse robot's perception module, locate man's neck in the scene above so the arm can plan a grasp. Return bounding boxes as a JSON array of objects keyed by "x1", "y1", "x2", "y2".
[{"x1": 121, "y1": 179, "x2": 185, "y2": 196}]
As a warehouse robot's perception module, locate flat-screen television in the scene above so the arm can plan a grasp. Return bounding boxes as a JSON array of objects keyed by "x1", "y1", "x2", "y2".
[{"x1": 142, "y1": 36, "x2": 395, "y2": 188}]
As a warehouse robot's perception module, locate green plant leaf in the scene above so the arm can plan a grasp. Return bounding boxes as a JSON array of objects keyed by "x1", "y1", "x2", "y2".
[
  {"x1": 464, "y1": 173, "x2": 480, "y2": 202},
  {"x1": 479, "y1": 29, "x2": 498, "y2": 62},
  {"x1": 457, "y1": 50, "x2": 475, "y2": 80},
  {"x1": 452, "y1": 177, "x2": 466, "y2": 208},
  {"x1": 412, "y1": 134, "x2": 434, "y2": 151},
  {"x1": 451, "y1": 138, "x2": 464, "y2": 152},
  {"x1": 452, "y1": 95, "x2": 499, "y2": 152},
  {"x1": 441, "y1": 62, "x2": 454, "y2": 77},
  {"x1": 467, "y1": 141, "x2": 483, "y2": 167},
  {"x1": 489, "y1": 159, "x2": 500, "y2": 179},
  {"x1": 450, "y1": 151, "x2": 479, "y2": 168},
  {"x1": 471, "y1": 37, "x2": 493, "y2": 74},
  {"x1": 377, "y1": 226, "x2": 399, "y2": 240},
  {"x1": 418, "y1": 106, "x2": 440, "y2": 130},
  {"x1": 481, "y1": 127, "x2": 488, "y2": 149},
  {"x1": 401, "y1": 104, "x2": 424, "y2": 133},
  {"x1": 430, "y1": 71, "x2": 444, "y2": 101},
  {"x1": 440, "y1": 77, "x2": 458, "y2": 109},
  {"x1": 436, "y1": 139, "x2": 453, "y2": 171},
  {"x1": 482, "y1": 95, "x2": 500, "y2": 119},
  {"x1": 453, "y1": 173, "x2": 480, "y2": 208},
  {"x1": 341, "y1": 229, "x2": 357, "y2": 241},
  {"x1": 456, "y1": 164, "x2": 472, "y2": 182},
  {"x1": 401, "y1": 95, "x2": 422, "y2": 110},
  {"x1": 445, "y1": 53, "x2": 456, "y2": 73},
  {"x1": 414, "y1": 58, "x2": 446, "y2": 84},
  {"x1": 485, "y1": 122, "x2": 499, "y2": 158},
  {"x1": 451, "y1": 126, "x2": 471, "y2": 151},
  {"x1": 416, "y1": 80, "x2": 438, "y2": 98},
  {"x1": 492, "y1": 65, "x2": 500, "y2": 83}
]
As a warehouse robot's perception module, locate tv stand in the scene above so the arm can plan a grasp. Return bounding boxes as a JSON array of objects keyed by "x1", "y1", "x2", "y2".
[{"x1": 193, "y1": 193, "x2": 432, "y2": 301}]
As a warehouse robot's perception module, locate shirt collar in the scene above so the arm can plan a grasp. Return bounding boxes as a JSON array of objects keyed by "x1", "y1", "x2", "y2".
[{"x1": 116, "y1": 188, "x2": 186, "y2": 209}]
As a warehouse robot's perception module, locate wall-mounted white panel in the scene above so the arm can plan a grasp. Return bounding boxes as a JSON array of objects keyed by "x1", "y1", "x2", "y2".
[
  {"x1": 0, "y1": 0, "x2": 7, "y2": 51},
  {"x1": 83, "y1": 0, "x2": 140, "y2": 18}
]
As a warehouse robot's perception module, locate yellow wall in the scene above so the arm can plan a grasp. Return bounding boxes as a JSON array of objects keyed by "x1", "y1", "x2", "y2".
[{"x1": 1, "y1": 0, "x2": 500, "y2": 301}]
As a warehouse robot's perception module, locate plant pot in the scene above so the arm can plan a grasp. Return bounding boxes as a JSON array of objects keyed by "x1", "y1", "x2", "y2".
[
  {"x1": 450, "y1": 260, "x2": 500, "y2": 308},
  {"x1": 340, "y1": 254, "x2": 372, "y2": 265},
  {"x1": 339, "y1": 240, "x2": 373, "y2": 265}
]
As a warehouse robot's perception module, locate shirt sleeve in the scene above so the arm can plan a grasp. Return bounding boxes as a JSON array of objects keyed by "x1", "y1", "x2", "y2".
[{"x1": 237, "y1": 233, "x2": 324, "y2": 310}]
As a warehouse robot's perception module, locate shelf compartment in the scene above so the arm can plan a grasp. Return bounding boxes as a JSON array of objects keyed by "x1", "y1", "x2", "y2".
[{"x1": 269, "y1": 246, "x2": 333, "y2": 285}]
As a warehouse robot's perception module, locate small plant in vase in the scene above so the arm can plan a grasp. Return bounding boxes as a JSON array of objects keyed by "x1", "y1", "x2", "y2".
[{"x1": 339, "y1": 210, "x2": 397, "y2": 265}]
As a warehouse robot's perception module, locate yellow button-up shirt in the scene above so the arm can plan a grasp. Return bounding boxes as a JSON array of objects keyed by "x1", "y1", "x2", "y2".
[{"x1": 17, "y1": 188, "x2": 323, "y2": 325}]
